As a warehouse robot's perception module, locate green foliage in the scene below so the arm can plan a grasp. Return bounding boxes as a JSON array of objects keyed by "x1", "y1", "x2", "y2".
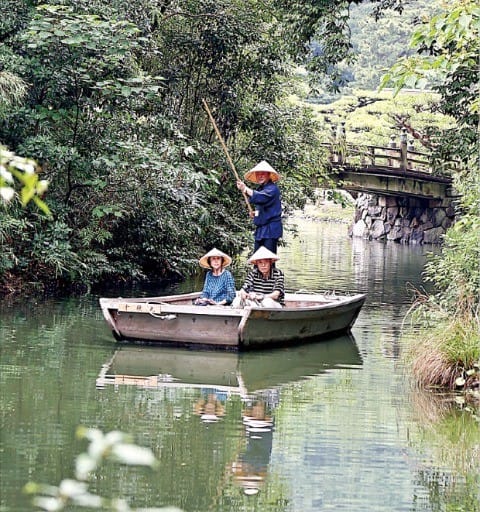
[
  {"x1": 380, "y1": 0, "x2": 479, "y2": 166},
  {"x1": 21, "y1": 4, "x2": 143, "y2": 83},
  {"x1": 439, "y1": 320, "x2": 480, "y2": 367},
  {"x1": 0, "y1": 0, "x2": 329, "y2": 294},
  {"x1": 381, "y1": 1, "x2": 479, "y2": 103},
  {"x1": 275, "y1": 0, "x2": 408, "y2": 91},
  {"x1": 0, "y1": 212, "x2": 31, "y2": 275},
  {"x1": 424, "y1": 216, "x2": 480, "y2": 313},
  {"x1": 31, "y1": 221, "x2": 89, "y2": 279},
  {"x1": 0, "y1": 71, "x2": 27, "y2": 114},
  {"x1": 346, "y1": 1, "x2": 438, "y2": 90}
]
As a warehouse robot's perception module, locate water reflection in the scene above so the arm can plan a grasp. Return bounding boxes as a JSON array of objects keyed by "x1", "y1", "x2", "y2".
[
  {"x1": 96, "y1": 335, "x2": 362, "y2": 395},
  {"x1": 96, "y1": 336, "x2": 362, "y2": 497},
  {"x1": 231, "y1": 397, "x2": 275, "y2": 495},
  {"x1": 193, "y1": 393, "x2": 226, "y2": 423},
  {"x1": 3, "y1": 217, "x2": 478, "y2": 512}
]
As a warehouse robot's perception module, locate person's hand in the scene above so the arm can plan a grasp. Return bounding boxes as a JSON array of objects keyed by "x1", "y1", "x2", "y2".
[{"x1": 236, "y1": 180, "x2": 246, "y2": 193}]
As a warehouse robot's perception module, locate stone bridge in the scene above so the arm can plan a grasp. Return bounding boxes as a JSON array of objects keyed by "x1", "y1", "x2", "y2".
[{"x1": 323, "y1": 126, "x2": 459, "y2": 244}]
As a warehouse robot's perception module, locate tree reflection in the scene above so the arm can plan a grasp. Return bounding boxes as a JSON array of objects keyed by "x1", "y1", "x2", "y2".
[{"x1": 408, "y1": 388, "x2": 480, "y2": 511}]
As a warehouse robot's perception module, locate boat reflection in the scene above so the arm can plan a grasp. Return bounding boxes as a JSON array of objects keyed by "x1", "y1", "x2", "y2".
[
  {"x1": 96, "y1": 334, "x2": 362, "y2": 397},
  {"x1": 96, "y1": 335, "x2": 362, "y2": 495}
]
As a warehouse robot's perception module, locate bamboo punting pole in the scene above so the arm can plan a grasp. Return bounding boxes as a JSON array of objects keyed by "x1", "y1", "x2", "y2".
[{"x1": 202, "y1": 98, "x2": 253, "y2": 215}]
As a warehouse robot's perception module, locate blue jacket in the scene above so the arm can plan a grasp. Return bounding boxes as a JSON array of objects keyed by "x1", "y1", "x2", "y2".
[
  {"x1": 249, "y1": 181, "x2": 283, "y2": 240},
  {"x1": 200, "y1": 269, "x2": 236, "y2": 305}
]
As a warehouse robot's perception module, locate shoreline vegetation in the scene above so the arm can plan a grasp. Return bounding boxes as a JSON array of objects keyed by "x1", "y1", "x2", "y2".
[
  {"x1": 405, "y1": 305, "x2": 480, "y2": 404},
  {"x1": 304, "y1": 200, "x2": 479, "y2": 403},
  {"x1": 296, "y1": 194, "x2": 355, "y2": 224}
]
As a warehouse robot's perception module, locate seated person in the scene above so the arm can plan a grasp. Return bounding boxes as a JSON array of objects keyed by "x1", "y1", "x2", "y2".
[
  {"x1": 232, "y1": 246, "x2": 284, "y2": 309},
  {"x1": 194, "y1": 248, "x2": 236, "y2": 306}
]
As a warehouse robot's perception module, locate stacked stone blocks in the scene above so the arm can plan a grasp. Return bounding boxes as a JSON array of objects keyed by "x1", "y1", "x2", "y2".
[{"x1": 350, "y1": 193, "x2": 455, "y2": 244}]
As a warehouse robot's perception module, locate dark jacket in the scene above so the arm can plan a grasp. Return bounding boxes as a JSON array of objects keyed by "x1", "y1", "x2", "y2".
[{"x1": 249, "y1": 181, "x2": 282, "y2": 240}]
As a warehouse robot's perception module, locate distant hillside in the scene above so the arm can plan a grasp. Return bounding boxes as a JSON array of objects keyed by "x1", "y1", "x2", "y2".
[{"x1": 348, "y1": 0, "x2": 438, "y2": 89}]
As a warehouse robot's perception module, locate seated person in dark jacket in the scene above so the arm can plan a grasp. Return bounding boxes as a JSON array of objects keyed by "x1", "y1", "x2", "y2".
[
  {"x1": 232, "y1": 246, "x2": 284, "y2": 309},
  {"x1": 194, "y1": 248, "x2": 236, "y2": 306}
]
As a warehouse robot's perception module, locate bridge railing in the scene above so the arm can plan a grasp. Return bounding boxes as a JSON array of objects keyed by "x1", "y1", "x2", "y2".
[
  {"x1": 328, "y1": 143, "x2": 432, "y2": 172},
  {"x1": 322, "y1": 125, "x2": 458, "y2": 176}
]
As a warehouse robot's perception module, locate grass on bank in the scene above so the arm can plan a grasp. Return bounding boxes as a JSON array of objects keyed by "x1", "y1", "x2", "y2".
[
  {"x1": 300, "y1": 190, "x2": 355, "y2": 224},
  {"x1": 406, "y1": 311, "x2": 480, "y2": 395}
]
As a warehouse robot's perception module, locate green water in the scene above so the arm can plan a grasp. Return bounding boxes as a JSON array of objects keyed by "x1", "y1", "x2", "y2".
[{"x1": 1, "y1": 219, "x2": 479, "y2": 512}]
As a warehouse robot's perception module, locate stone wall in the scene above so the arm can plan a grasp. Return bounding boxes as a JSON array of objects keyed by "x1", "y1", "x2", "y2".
[{"x1": 349, "y1": 193, "x2": 456, "y2": 244}]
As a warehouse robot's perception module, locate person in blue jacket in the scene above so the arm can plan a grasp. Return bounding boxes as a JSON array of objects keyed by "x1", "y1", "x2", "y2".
[
  {"x1": 194, "y1": 248, "x2": 236, "y2": 306},
  {"x1": 236, "y1": 160, "x2": 283, "y2": 254}
]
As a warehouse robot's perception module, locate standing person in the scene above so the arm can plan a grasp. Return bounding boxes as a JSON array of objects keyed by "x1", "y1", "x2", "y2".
[
  {"x1": 232, "y1": 246, "x2": 284, "y2": 309},
  {"x1": 194, "y1": 248, "x2": 236, "y2": 306},
  {"x1": 236, "y1": 160, "x2": 283, "y2": 254}
]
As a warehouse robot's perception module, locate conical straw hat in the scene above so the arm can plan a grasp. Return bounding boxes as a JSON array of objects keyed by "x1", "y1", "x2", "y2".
[
  {"x1": 247, "y1": 246, "x2": 279, "y2": 264},
  {"x1": 199, "y1": 248, "x2": 232, "y2": 269},
  {"x1": 244, "y1": 160, "x2": 280, "y2": 183}
]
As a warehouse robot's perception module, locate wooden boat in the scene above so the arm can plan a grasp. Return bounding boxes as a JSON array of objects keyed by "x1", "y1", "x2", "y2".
[
  {"x1": 99, "y1": 291, "x2": 366, "y2": 350},
  {"x1": 96, "y1": 335, "x2": 363, "y2": 395}
]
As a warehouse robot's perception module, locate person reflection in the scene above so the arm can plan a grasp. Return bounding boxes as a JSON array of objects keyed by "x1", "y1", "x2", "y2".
[
  {"x1": 230, "y1": 398, "x2": 275, "y2": 495},
  {"x1": 193, "y1": 392, "x2": 226, "y2": 423}
]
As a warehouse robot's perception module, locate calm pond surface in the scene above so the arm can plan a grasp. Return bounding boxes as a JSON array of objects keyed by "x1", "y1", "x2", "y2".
[{"x1": 1, "y1": 216, "x2": 479, "y2": 512}]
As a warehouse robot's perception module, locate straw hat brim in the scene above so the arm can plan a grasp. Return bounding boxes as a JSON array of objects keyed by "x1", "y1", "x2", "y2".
[
  {"x1": 244, "y1": 160, "x2": 280, "y2": 183},
  {"x1": 247, "y1": 246, "x2": 279, "y2": 264},
  {"x1": 199, "y1": 248, "x2": 232, "y2": 269},
  {"x1": 244, "y1": 170, "x2": 280, "y2": 183}
]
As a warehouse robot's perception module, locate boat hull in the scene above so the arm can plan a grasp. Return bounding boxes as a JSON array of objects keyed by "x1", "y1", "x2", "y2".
[
  {"x1": 99, "y1": 292, "x2": 366, "y2": 350},
  {"x1": 241, "y1": 297, "x2": 364, "y2": 348}
]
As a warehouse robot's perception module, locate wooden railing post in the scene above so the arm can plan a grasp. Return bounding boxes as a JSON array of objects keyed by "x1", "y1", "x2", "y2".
[
  {"x1": 329, "y1": 125, "x2": 337, "y2": 162},
  {"x1": 400, "y1": 128, "x2": 408, "y2": 172},
  {"x1": 387, "y1": 134, "x2": 397, "y2": 167},
  {"x1": 336, "y1": 121, "x2": 346, "y2": 164},
  {"x1": 407, "y1": 138, "x2": 415, "y2": 170},
  {"x1": 330, "y1": 125, "x2": 336, "y2": 140}
]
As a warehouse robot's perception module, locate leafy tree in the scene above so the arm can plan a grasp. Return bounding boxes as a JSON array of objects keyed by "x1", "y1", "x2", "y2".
[
  {"x1": 0, "y1": 0, "x2": 330, "y2": 294},
  {"x1": 276, "y1": 0, "x2": 409, "y2": 91},
  {"x1": 380, "y1": 0, "x2": 479, "y2": 384},
  {"x1": 2, "y1": 0, "x2": 436, "y2": 295},
  {"x1": 346, "y1": 0, "x2": 438, "y2": 89}
]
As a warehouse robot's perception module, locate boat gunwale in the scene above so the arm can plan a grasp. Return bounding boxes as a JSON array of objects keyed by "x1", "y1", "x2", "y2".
[{"x1": 100, "y1": 292, "x2": 366, "y2": 316}]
